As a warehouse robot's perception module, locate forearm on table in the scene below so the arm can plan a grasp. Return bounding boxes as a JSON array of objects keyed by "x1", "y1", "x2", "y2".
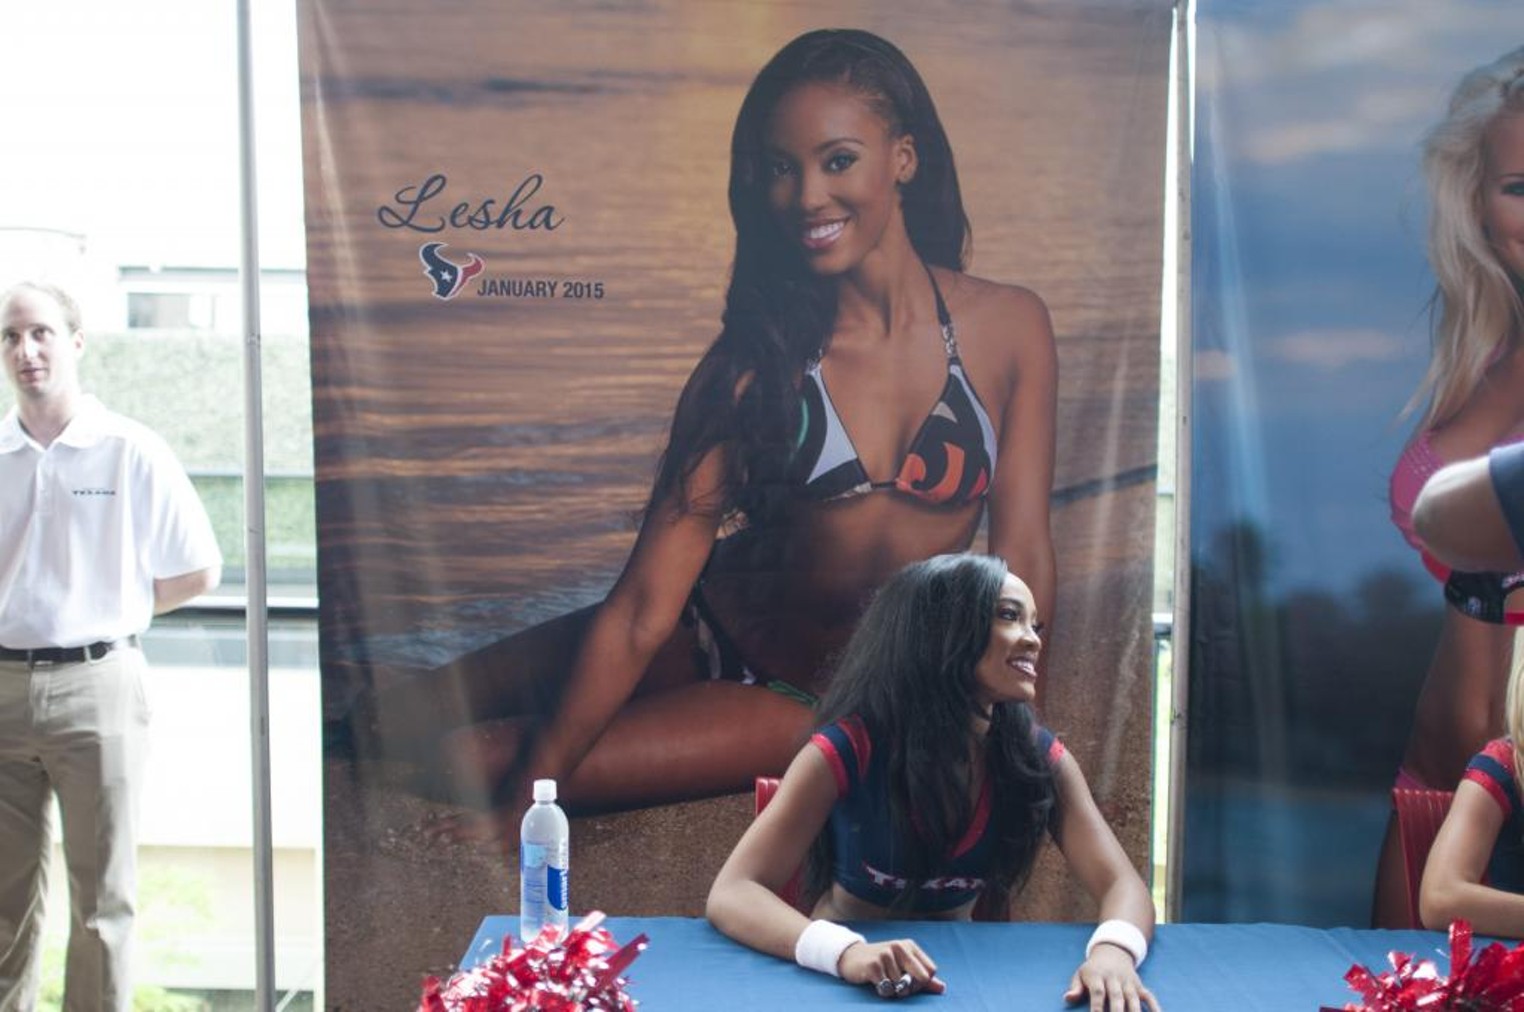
[
  {"x1": 1420, "y1": 879, "x2": 1524, "y2": 936},
  {"x1": 709, "y1": 746, "x2": 843, "y2": 966},
  {"x1": 706, "y1": 878, "x2": 814, "y2": 963}
]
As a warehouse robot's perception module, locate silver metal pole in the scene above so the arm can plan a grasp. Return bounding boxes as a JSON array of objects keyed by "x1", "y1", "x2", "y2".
[
  {"x1": 235, "y1": 0, "x2": 277, "y2": 1006},
  {"x1": 1165, "y1": 0, "x2": 1195, "y2": 924}
]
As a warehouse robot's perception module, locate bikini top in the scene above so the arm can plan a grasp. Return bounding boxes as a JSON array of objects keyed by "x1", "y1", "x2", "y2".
[
  {"x1": 1390, "y1": 430, "x2": 1524, "y2": 625},
  {"x1": 792, "y1": 273, "x2": 999, "y2": 505}
]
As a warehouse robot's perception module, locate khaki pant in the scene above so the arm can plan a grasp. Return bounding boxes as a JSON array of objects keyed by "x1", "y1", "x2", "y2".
[{"x1": 0, "y1": 648, "x2": 149, "y2": 1012}]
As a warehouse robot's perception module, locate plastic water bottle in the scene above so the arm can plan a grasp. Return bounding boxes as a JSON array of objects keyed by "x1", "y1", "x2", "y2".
[{"x1": 519, "y1": 778, "x2": 570, "y2": 941}]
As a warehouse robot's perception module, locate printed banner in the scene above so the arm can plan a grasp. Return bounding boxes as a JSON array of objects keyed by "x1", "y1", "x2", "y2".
[
  {"x1": 1185, "y1": 0, "x2": 1522, "y2": 925},
  {"x1": 297, "y1": 2, "x2": 1170, "y2": 1004}
]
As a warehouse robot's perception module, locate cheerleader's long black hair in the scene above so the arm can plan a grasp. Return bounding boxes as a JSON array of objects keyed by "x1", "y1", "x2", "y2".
[
  {"x1": 803, "y1": 553, "x2": 1055, "y2": 911},
  {"x1": 646, "y1": 28, "x2": 970, "y2": 530}
]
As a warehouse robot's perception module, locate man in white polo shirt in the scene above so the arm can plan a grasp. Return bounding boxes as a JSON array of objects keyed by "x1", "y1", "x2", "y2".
[{"x1": 0, "y1": 282, "x2": 221, "y2": 1012}]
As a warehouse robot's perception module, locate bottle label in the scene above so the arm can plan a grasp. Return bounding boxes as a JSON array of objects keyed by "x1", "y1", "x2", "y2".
[
  {"x1": 547, "y1": 864, "x2": 568, "y2": 912},
  {"x1": 521, "y1": 843, "x2": 548, "y2": 918}
]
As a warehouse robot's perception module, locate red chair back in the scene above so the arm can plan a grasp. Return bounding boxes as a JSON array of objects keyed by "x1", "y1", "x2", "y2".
[
  {"x1": 754, "y1": 776, "x2": 807, "y2": 912},
  {"x1": 1392, "y1": 787, "x2": 1455, "y2": 929},
  {"x1": 754, "y1": 775, "x2": 780, "y2": 816}
]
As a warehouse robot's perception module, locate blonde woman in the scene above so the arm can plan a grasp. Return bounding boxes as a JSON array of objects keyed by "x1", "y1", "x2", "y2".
[{"x1": 1375, "y1": 46, "x2": 1524, "y2": 927}]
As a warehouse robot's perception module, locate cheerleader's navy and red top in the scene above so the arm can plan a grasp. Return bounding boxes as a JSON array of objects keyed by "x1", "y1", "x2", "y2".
[
  {"x1": 810, "y1": 715, "x2": 1065, "y2": 912},
  {"x1": 1462, "y1": 738, "x2": 1524, "y2": 893}
]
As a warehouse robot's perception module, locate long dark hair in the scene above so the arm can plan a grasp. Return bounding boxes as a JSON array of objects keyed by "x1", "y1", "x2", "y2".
[
  {"x1": 803, "y1": 553, "x2": 1055, "y2": 910},
  {"x1": 648, "y1": 28, "x2": 971, "y2": 530}
]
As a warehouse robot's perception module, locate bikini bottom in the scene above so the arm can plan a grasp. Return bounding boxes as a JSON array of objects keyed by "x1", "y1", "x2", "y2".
[{"x1": 683, "y1": 584, "x2": 817, "y2": 707}]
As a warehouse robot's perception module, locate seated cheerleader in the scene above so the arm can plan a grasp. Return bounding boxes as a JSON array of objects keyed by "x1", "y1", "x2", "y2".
[
  {"x1": 705, "y1": 554, "x2": 1159, "y2": 1009},
  {"x1": 1420, "y1": 637, "x2": 1524, "y2": 937}
]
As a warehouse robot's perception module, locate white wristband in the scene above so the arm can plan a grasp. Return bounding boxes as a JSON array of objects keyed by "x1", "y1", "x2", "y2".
[
  {"x1": 1085, "y1": 919, "x2": 1148, "y2": 967},
  {"x1": 794, "y1": 919, "x2": 866, "y2": 977}
]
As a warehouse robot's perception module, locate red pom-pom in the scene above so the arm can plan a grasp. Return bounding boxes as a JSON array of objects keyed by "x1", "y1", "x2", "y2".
[
  {"x1": 1328, "y1": 920, "x2": 1524, "y2": 1011},
  {"x1": 417, "y1": 912, "x2": 649, "y2": 1012}
]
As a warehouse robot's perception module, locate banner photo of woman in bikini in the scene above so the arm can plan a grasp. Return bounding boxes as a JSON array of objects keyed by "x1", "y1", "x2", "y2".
[
  {"x1": 1184, "y1": 0, "x2": 1522, "y2": 928},
  {"x1": 297, "y1": 2, "x2": 1171, "y2": 1003}
]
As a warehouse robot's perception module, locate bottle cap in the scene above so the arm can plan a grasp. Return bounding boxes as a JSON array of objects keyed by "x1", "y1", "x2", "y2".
[{"x1": 533, "y1": 778, "x2": 557, "y2": 802}]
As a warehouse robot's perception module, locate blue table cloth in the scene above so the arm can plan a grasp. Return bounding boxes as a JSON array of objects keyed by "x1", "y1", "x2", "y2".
[{"x1": 466, "y1": 915, "x2": 1456, "y2": 1010}]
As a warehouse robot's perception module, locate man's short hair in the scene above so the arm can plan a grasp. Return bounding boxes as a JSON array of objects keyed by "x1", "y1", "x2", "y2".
[{"x1": 1, "y1": 281, "x2": 82, "y2": 333}]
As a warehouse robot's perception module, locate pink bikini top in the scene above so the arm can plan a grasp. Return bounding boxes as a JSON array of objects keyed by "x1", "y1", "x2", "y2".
[{"x1": 1391, "y1": 429, "x2": 1524, "y2": 624}]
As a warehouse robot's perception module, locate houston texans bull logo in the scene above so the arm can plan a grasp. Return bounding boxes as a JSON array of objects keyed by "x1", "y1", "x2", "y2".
[{"x1": 419, "y1": 242, "x2": 485, "y2": 300}]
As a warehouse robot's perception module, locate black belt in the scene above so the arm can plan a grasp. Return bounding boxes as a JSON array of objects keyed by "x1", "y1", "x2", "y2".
[{"x1": 0, "y1": 636, "x2": 140, "y2": 664}]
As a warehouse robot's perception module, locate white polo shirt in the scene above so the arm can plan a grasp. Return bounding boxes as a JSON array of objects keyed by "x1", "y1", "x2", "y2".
[{"x1": 0, "y1": 396, "x2": 222, "y2": 649}]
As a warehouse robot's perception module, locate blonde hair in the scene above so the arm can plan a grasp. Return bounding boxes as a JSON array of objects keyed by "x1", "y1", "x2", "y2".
[
  {"x1": 1509, "y1": 629, "x2": 1524, "y2": 787},
  {"x1": 1413, "y1": 47, "x2": 1524, "y2": 428}
]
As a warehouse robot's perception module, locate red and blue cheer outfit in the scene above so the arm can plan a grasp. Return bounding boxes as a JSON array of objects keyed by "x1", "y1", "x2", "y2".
[{"x1": 810, "y1": 715, "x2": 1064, "y2": 913}]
